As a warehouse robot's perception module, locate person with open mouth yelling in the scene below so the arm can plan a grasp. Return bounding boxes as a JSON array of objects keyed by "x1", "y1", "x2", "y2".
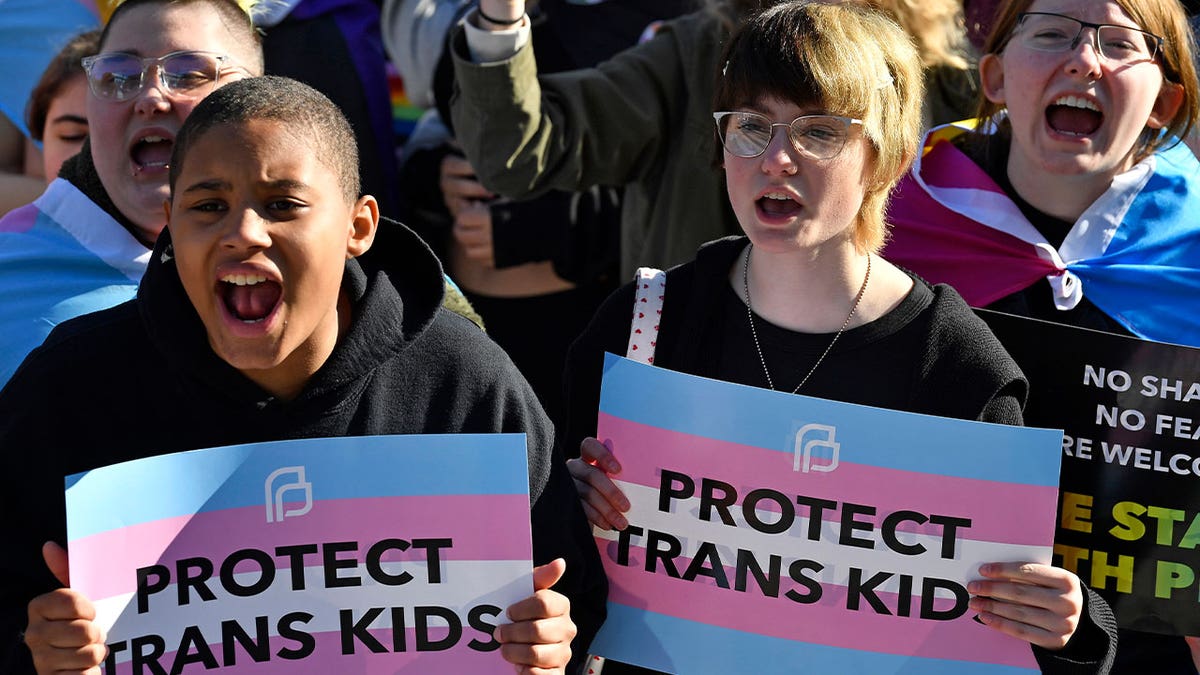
[
  {"x1": 885, "y1": 0, "x2": 1200, "y2": 672},
  {"x1": 0, "y1": 0, "x2": 264, "y2": 389}
]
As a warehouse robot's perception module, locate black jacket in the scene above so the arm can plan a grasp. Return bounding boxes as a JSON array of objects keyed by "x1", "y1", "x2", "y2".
[
  {"x1": 0, "y1": 219, "x2": 606, "y2": 673},
  {"x1": 562, "y1": 236, "x2": 1116, "y2": 675}
]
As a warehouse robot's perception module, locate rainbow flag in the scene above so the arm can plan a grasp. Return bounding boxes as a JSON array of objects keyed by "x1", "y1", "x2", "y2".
[
  {"x1": 590, "y1": 354, "x2": 1061, "y2": 673},
  {"x1": 66, "y1": 434, "x2": 533, "y2": 674},
  {"x1": 387, "y1": 62, "x2": 423, "y2": 145}
]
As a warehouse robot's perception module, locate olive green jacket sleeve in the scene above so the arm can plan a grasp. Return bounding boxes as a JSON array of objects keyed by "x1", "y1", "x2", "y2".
[{"x1": 448, "y1": 11, "x2": 741, "y2": 275}]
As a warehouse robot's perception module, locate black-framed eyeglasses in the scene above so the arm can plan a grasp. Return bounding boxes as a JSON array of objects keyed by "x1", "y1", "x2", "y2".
[
  {"x1": 81, "y1": 50, "x2": 247, "y2": 102},
  {"x1": 1012, "y1": 12, "x2": 1163, "y2": 64},
  {"x1": 712, "y1": 111, "x2": 862, "y2": 160}
]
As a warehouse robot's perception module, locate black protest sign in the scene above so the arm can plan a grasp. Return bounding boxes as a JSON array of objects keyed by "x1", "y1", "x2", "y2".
[{"x1": 979, "y1": 310, "x2": 1200, "y2": 635}]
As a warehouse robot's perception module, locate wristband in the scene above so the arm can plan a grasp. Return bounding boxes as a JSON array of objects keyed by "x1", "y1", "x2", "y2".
[{"x1": 477, "y1": 6, "x2": 522, "y2": 26}]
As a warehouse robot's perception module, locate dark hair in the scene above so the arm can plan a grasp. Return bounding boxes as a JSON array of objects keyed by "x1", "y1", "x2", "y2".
[
  {"x1": 169, "y1": 76, "x2": 361, "y2": 202},
  {"x1": 703, "y1": 0, "x2": 778, "y2": 29},
  {"x1": 102, "y1": 0, "x2": 264, "y2": 74},
  {"x1": 26, "y1": 29, "x2": 101, "y2": 142}
]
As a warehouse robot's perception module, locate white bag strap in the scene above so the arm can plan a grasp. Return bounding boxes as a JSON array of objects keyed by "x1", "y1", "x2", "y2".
[
  {"x1": 589, "y1": 268, "x2": 666, "y2": 674},
  {"x1": 626, "y1": 267, "x2": 666, "y2": 364}
]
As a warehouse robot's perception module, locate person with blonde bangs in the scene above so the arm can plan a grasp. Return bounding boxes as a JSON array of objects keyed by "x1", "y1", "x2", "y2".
[
  {"x1": 560, "y1": 3, "x2": 1117, "y2": 673},
  {"x1": 885, "y1": 0, "x2": 1200, "y2": 671},
  {"x1": 448, "y1": 0, "x2": 985, "y2": 282}
]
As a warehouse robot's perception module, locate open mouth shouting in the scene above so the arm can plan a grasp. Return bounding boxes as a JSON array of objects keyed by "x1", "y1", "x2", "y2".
[
  {"x1": 1046, "y1": 95, "x2": 1103, "y2": 137},
  {"x1": 218, "y1": 271, "x2": 283, "y2": 329},
  {"x1": 756, "y1": 190, "x2": 803, "y2": 223},
  {"x1": 130, "y1": 132, "x2": 174, "y2": 175}
]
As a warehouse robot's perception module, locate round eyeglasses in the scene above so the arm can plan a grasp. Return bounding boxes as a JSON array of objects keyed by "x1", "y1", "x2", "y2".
[
  {"x1": 81, "y1": 50, "x2": 247, "y2": 102},
  {"x1": 713, "y1": 111, "x2": 863, "y2": 160},
  {"x1": 1012, "y1": 12, "x2": 1163, "y2": 64}
]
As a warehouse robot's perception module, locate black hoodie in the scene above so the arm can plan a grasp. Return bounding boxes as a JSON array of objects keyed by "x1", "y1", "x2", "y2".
[{"x1": 0, "y1": 219, "x2": 606, "y2": 673}]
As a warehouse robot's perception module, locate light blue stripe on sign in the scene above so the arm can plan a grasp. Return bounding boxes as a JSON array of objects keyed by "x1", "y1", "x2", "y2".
[
  {"x1": 591, "y1": 604, "x2": 1037, "y2": 675},
  {"x1": 66, "y1": 434, "x2": 529, "y2": 539},
  {"x1": 598, "y1": 353, "x2": 1062, "y2": 486}
]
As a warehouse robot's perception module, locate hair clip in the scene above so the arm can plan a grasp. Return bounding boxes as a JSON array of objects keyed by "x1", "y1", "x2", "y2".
[{"x1": 722, "y1": 60, "x2": 729, "y2": 77}]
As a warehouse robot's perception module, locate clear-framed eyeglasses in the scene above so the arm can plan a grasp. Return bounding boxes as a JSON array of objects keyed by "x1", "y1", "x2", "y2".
[
  {"x1": 712, "y1": 111, "x2": 863, "y2": 160},
  {"x1": 81, "y1": 50, "x2": 248, "y2": 102},
  {"x1": 1012, "y1": 12, "x2": 1163, "y2": 64}
]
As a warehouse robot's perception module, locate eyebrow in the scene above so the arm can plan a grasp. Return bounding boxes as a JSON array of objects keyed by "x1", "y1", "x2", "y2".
[
  {"x1": 180, "y1": 179, "x2": 312, "y2": 193},
  {"x1": 182, "y1": 179, "x2": 231, "y2": 193},
  {"x1": 50, "y1": 114, "x2": 87, "y2": 125},
  {"x1": 263, "y1": 179, "x2": 311, "y2": 192}
]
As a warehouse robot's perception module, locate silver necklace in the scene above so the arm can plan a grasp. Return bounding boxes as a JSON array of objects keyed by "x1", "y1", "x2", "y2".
[{"x1": 742, "y1": 244, "x2": 871, "y2": 394}]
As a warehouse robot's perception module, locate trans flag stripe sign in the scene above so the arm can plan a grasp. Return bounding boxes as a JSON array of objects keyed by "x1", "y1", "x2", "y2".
[
  {"x1": 66, "y1": 434, "x2": 532, "y2": 674},
  {"x1": 590, "y1": 354, "x2": 1063, "y2": 674}
]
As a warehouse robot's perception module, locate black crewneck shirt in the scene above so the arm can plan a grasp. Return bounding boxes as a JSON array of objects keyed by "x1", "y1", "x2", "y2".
[{"x1": 952, "y1": 133, "x2": 1131, "y2": 336}]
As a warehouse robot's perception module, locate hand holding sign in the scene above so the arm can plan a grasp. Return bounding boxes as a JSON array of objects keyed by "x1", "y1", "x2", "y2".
[
  {"x1": 496, "y1": 558, "x2": 577, "y2": 674},
  {"x1": 567, "y1": 437, "x2": 631, "y2": 531},
  {"x1": 24, "y1": 542, "x2": 106, "y2": 675},
  {"x1": 968, "y1": 562, "x2": 1083, "y2": 651}
]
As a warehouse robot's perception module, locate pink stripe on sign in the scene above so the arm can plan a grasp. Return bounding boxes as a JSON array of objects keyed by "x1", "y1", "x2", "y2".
[
  {"x1": 602, "y1": 547, "x2": 1037, "y2": 669},
  {"x1": 597, "y1": 414, "x2": 1057, "y2": 547},
  {"x1": 105, "y1": 627, "x2": 507, "y2": 674},
  {"x1": 72, "y1": 494, "x2": 531, "y2": 600},
  {"x1": 0, "y1": 203, "x2": 39, "y2": 233}
]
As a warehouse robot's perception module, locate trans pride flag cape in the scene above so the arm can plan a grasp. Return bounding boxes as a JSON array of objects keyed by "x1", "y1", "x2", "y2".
[
  {"x1": 884, "y1": 123, "x2": 1200, "y2": 347},
  {"x1": 0, "y1": 179, "x2": 148, "y2": 387}
]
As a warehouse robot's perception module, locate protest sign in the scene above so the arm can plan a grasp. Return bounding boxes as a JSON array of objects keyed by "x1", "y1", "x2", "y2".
[
  {"x1": 65, "y1": 434, "x2": 532, "y2": 674},
  {"x1": 589, "y1": 354, "x2": 1063, "y2": 674},
  {"x1": 980, "y1": 310, "x2": 1200, "y2": 635}
]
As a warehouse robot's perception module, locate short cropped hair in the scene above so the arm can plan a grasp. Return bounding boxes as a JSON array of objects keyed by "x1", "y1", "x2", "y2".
[
  {"x1": 169, "y1": 76, "x2": 360, "y2": 203},
  {"x1": 102, "y1": 0, "x2": 265, "y2": 75},
  {"x1": 980, "y1": 0, "x2": 1198, "y2": 160},
  {"x1": 26, "y1": 29, "x2": 100, "y2": 142},
  {"x1": 713, "y1": 0, "x2": 925, "y2": 253}
]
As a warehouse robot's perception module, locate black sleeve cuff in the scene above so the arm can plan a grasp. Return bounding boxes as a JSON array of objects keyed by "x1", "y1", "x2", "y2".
[{"x1": 1032, "y1": 585, "x2": 1117, "y2": 674}]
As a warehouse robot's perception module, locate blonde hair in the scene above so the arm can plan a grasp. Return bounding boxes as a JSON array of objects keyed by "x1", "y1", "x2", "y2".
[
  {"x1": 714, "y1": 0, "x2": 925, "y2": 253},
  {"x1": 870, "y1": 0, "x2": 970, "y2": 70},
  {"x1": 100, "y1": 0, "x2": 273, "y2": 22}
]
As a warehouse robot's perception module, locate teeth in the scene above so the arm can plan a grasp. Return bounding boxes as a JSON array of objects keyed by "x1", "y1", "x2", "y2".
[
  {"x1": 220, "y1": 273, "x2": 268, "y2": 286},
  {"x1": 762, "y1": 192, "x2": 793, "y2": 200},
  {"x1": 1053, "y1": 96, "x2": 1100, "y2": 112},
  {"x1": 140, "y1": 135, "x2": 169, "y2": 144}
]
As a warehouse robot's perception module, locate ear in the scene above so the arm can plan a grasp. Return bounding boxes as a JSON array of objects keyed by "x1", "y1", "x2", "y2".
[
  {"x1": 979, "y1": 53, "x2": 1006, "y2": 104},
  {"x1": 885, "y1": 148, "x2": 915, "y2": 187},
  {"x1": 1147, "y1": 80, "x2": 1184, "y2": 130},
  {"x1": 346, "y1": 194, "x2": 379, "y2": 259},
  {"x1": 162, "y1": 199, "x2": 171, "y2": 228}
]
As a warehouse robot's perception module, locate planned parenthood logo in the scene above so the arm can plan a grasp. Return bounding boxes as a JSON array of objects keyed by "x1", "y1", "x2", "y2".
[
  {"x1": 264, "y1": 466, "x2": 313, "y2": 523},
  {"x1": 793, "y1": 424, "x2": 840, "y2": 473}
]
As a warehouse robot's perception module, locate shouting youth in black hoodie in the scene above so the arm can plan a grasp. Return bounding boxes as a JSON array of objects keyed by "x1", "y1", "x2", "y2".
[{"x1": 0, "y1": 77, "x2": 605, "y2": 675}]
